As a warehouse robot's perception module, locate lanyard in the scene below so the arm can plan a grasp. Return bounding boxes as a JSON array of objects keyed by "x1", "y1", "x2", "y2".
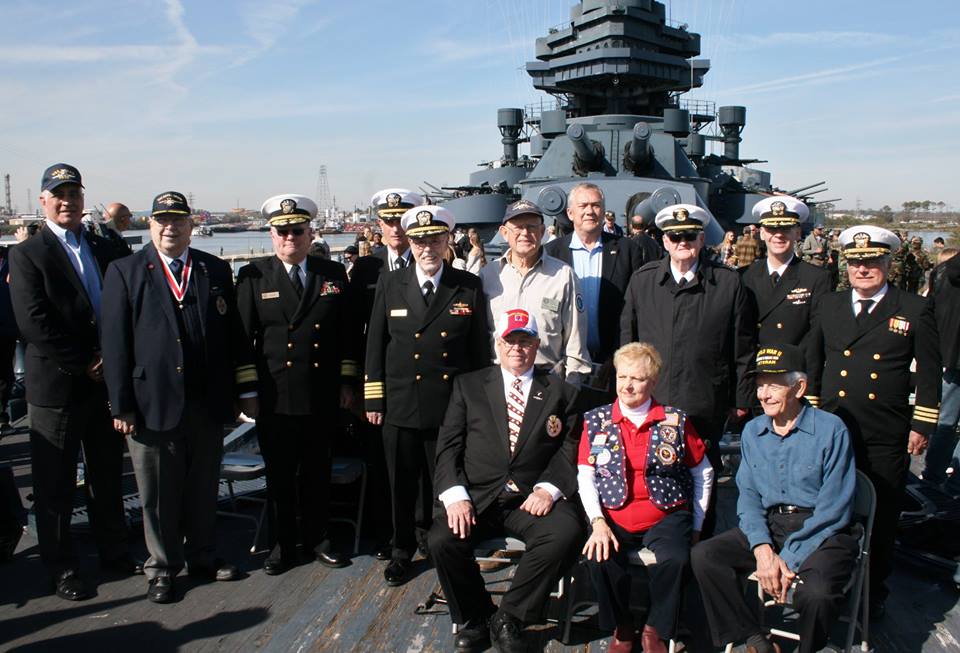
[{"x1": 159, "y1": 254, "x2": 192, "y2": 305}]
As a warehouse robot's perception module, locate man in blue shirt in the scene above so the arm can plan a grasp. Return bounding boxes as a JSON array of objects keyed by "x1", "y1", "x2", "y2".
[{"x1": 691, "y1": 344, "x2": 858, "y2": 653}]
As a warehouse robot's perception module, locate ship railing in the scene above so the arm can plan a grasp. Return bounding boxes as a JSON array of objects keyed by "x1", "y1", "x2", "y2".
[{"x1": 524, "y1": 99, "x2": 563, "y2": 123}]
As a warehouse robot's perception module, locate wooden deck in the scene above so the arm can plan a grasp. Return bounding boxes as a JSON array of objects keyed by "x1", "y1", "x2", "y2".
[{"x1": 1, "y1": 423, "x2": 958, "y2": 653}]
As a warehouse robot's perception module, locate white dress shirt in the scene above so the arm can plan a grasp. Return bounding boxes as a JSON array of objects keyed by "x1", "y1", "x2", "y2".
[
  {"x1": 670, "y1": 260, "x2": 699, "y2": 285},
  {"x1": 386, "y1": 246, "x2": 412, "y2": 272},
  {"x1": 415, "y1": 262, "x2": 444, "y2": 295},
  {"x1": 766, "y1": 254, "x2": 795, "y2": 277},
  {"x1": 281, "y1": 258, "x2": 308, "y2": 288},
  {"x1": 852, "y1": 283, "x2": 888, "y2": 316}
]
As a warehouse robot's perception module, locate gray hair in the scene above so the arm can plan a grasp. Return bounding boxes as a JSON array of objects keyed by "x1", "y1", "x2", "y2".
[
  {"x1": 568, "y1": 182, "x2": 605, "y2": 207},
  {"x1": 784, "y1": 371, "x2": 807, "y2": 386}
]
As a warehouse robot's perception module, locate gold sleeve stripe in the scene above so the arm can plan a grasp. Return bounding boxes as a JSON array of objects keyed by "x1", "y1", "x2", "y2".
[
  {"x1": 236, "y1": 369, "x2": 258, "y2": 384},
  {"x1": 913, "y1": 414, "x2": 939, "y2": 424},
  {"x1": 365, "y1": 392, "x2": 384, "y2": 399},
  {"x1": 805, "y1": 395, "x2": 820, "y2": 406},
  {"x1": 913, "y1": 405, "x2": 940, "y2": 414},
  {"x1": 340, "y1": 360, "x2": 359, "y2": 377},
  {"x1": 364, "y1": 382, "x2": 384, "y2": 389}
]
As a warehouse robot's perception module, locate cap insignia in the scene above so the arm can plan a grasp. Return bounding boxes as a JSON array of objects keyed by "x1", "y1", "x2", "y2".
[
  {"x1": 386, "y1": 193, "x2": 401, "y2": 208},
  {"x1": 50, "y1": 168, "x2": 75, "y2": 181},
  {"x1": 674, "y1": 207, "x2": 688, "y2": 222},
  {"x1": 853, "y1": 232, "x2": 871, "y2": 249},
  {"x1": 771, "y1": 201, "x2": 785, "y2": 217},
  {"x1": 157, "y1": 194, "x2": 178, "y2": 206},
  {"x1": 280, "y1": 199, "x2": 296, "y2": 214},
  {"x1": 416, "y1": 210, "x2": 433, "y2": 226},
  {"x1": 515, "y1": 200, "x2": 535, "y2": 211}
]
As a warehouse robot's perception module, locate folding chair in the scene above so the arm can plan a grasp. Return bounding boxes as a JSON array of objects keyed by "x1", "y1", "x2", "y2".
[
  {"x1": 329, "y1": 457, "x2": 367, "y2": 555},
  {"x1": 558, "y1": 547, "x2": 677, "y2": 652},
  {"x1": 218, "y1": 451, "x2": 269, "y2": 554},
  {"x1": 724, "y1": 469, "x2": 876, "y2": 653}
]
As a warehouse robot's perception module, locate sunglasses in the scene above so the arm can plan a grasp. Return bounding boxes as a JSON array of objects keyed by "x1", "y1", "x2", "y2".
[
  {"x1": 276, "y1": 228, "x2": 306, "y2": 237},
  {"x1": 666, "y1": 231, "x2": 700, "y2": 243}
]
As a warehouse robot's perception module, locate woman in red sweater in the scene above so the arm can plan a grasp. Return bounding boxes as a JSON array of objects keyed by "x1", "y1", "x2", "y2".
[{"x1": 578, "y1": 342, "x2": 714, "y2": 653}]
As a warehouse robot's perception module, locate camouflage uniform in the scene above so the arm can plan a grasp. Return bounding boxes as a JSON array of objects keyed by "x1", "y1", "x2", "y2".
[
  {"x1": 903, "y1": 245, "x2": 933, "y2": 294},
  {"x1": 888, "y1": 242, "x2": 908, "y2": 289},
  {"x1": 836, "y1": 251, "x2": 850, "y2": 291}
]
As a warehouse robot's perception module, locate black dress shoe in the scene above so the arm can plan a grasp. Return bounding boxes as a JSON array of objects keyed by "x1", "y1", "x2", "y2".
[
  {"x1": 374, "y1": 543, "x2": 392, "y2": 561},
  {"x1": 102, "y1": 555, "x2": 145, "y2": 576},
  {"x1": 489, "y1": 610, "x2": 525, "y2": 653},
  {"x1": 315, "y1": 549, "x2": 349, "y2": 569},
  {"x1": 188, "y1": 558, "x2": 238, "y2": 581},
  {"x1": 263, "y1": 555, "x2": 292, "y2": 576},
  {"x1": 384, "y1": 558, "x2": 411, "y2": 586},
  {"x1": 52, "y1": 570, "x2": 88, "y2": 601},
  {"x1": 147, "y1": 576, "x2": 174, "y2": 604},
  {"x1": 455, "y1": 616, "x2": 491, "y2": 652}
]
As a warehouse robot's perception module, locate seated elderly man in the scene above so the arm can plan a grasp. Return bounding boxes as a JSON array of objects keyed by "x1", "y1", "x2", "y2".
[
  {"x1": 691, "y1": 344, "x2": 858, "y2": 653},
  {"x1": 579, "y1": 342, "x2": 713, "y2": 653},
  {"x1": 428, "y1": 308, "x2": 583, "y2": 653}
]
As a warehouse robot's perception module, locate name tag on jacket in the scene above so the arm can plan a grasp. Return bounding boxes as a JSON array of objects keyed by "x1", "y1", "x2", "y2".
[
  {"x1": 261, "y1": 291, "x2": 280, "y2": 300},
  {"x1": 390, "y1": 309, "x2": 408, "y2": 317}
]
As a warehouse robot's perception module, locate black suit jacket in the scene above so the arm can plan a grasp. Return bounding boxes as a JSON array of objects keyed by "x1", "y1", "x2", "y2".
[
  {"x1": 545, "y1": 231, "x2": 646, "y2": 363},
  {"x1": 101, "y1": 244, "x2": 257, "y2": 432},
  {"x1": 9, "y1": 226, "x2": 118, "y2": 406},
  {"x1": 740, "y1": 256, "x2": 830, "y2": 377},
  {"x1": 620, "y1": 255, "x2": 757, "y2": 418},
  {"x1": 364, "y1": 263, "x2": 490, "y2": 429},
  {"x1": 434, "y1": 367, "x2": 581, "y2": 515},
  {"x1": 808, "y1": 286, "x2": 941, "y2": 441},
  {"x1": 236, "y1": 255, "x2": 357, "y2": 416}
]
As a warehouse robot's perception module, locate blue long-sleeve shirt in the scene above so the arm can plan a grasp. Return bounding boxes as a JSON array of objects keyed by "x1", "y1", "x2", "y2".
[{"x1": 736, "y1": 403, "x2": 855, "y2": 571}]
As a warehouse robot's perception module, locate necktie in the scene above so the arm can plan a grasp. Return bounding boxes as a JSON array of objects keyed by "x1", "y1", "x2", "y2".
[
  {"x1": 771, "y1": 271, "x2": 781, "y2": 287},
  {"x1": 395, "y1": 256, "x2": 406, "y2": 270},
  {"x1": 422, "y1": 280, "x2": 434, "y2": 306},
  {"x1": 290, "y1": 264, "x2": 303, "y2": 297},
  {"x1": 677, "y1": 277, "x2": 688, "y2": 289},
  {"x1": 507, "y1": 377, "x2": 525, "y2": 455},
  {"x1": 856, "y1": 298, "x2": 873, "y2": 322},
  {"x1": 169, "y1": 258, "x2": 183, "y2": 283}
]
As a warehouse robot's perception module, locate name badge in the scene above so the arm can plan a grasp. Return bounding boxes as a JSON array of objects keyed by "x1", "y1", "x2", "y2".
[
  {"x1": 541, "y1": 296, "x2": 560, "y2": 312},
  {"x1": 390, "y1": 309, "x2": 408, "y2": 317},
  {"x1": 261, "y1": 291, "x2": 280, "y2": 300}
]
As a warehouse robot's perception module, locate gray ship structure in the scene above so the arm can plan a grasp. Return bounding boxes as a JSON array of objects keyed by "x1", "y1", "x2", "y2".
[{"x1": 427, "y1": 0, "x2": 835, "y2": 244}]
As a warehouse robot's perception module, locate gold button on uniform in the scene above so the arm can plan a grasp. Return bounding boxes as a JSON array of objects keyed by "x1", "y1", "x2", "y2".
[
  {"x1": 870, "y1": 372, "x2": 878, "y2": 379},
  {"x1": 287, "y1": 342, "x2": 294, "y2": 350},
  {"x1": 176, "y1": 366, "x2": 183, "y2": 374},
  {"x1": 868, "y1": 393, "x2": 876, "y2": 400},
  {"x1": 838, "y1": 390, "x2": 846, "y2": 398},
  {"x1": 314, "y1": 343, "x2": 319, "y2": 349},
  {"x1": 843, "y1": 350, "x2": 851, "y2": 357},
  {"x1": 415, "y1": 374, "x2": 422, "y2": 381},
  {"x1": 414, "y1": 353, "x2": 420, "y2": 359},
  {"x1": 873, "y1": 353, "x2": 881, "y2": 360},
  {"x1": 442, "y1": 374, "x2": 449, "y2": 380},
  {"x1": 314, "y1": 362, "x2": 319, "y2": 368},
  {"x1": 776, "y1": 323, "x2": 783, "y2": 329},
  {"x1": 314, "y1": 323, "x2": 320, "y2": 330},
  {"x1": 415, "y1": 333, "x2": 421, "y2": 339},
  {"x1": 442, "y1": 352, "x2": 448, "y2": 358},
  {"x1": 440, "y1": 331, "x2": 448, "y2": 338},
  {"x1": 286, "y1": 361, "x2": 293, "y2": 368},
  {"x1": 840, "y1": 370, "x2": 848, "y2": 377}
]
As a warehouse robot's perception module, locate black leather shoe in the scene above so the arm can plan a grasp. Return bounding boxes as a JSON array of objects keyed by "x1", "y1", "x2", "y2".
[
  {"x1": 315, "y1": 549, "x2": 349, "y2": 569},
  {"x1": 374, "y1": 543, "x2": 392, "y2": 561},
  {"x1": 101, "y1": 555, "x2": 144, "y2": 576},
  {"x1": 384, "y1": 558, "x2": 410, "y2": 586},
  {"x1": 455, "y1": 616, "x2": 491, "y2": 652},
  {"x1": 52, "y1": 570, "x2": 88, "y2": 601},
  {"x1": 188, "y1": 558, "x2": 238, "y2": 582},
  {"x1": 489, "y1": 610, "x2": 525, "y2": 653},
  {"x1": 147, "y1": 576, "x2": 174, "y2": 604},
  {"x1": 263, "y1": 555, "x2": 291, "y2": 576}
]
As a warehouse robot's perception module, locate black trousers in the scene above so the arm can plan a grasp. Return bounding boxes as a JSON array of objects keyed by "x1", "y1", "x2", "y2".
[
  {"x1": 691, "y1": 515, "x2": 858, "y2": 653},
  {"x1": 28, "y1": 394, "x2": 129, "y2": 574},
  {"x1": 382, "y1": 424, "x2": 436, "y2": 560},
  {"x1": 359, "y1": 420, "x2": 393, "y2": 547},
  {"x1": 428, "y1": 496, "x2": 585, "y2": 624},
  {"x1": 853, "y1": 440, "x2": 906, "y2": 603},
  {"x1": 0, "y1": 336, "x2": 16, "y2": 418},
  {"x1": 587, "y1": 510, "x2": 691, "y2": 638},
  {"x1": 258, "y1": 412, "x2": 332, "y2": 556}
]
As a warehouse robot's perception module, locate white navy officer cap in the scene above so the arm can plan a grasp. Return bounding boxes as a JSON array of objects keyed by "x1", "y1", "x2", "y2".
[
  {"x1": 654, "y1": 203, "x2": 711, "y2": 233},
  {"x1": 838, "y1": 225, "x2": 901, "y2": 260},
  {"x1": 752, "y1": 195, "x2": 809, "y2": 228},
  {"x1": 496, "y1": 308, "x2": 539, "y2": 339},
  {"x1": 401, "y1": 205, "x2": 455, "y2": 239},
  {"x1": 261, "y1": 194, "x2": 317, "y2": 227},
  {"x1": 371, "y1": 188, "x2": 425, "y2": 220}
]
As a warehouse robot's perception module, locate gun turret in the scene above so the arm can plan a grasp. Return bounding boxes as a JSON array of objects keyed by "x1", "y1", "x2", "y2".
[
  {"x1": 567, "y1": 124, "x2": 605, "y2": 175},
  {"x1": 623, "y1": 122, "x2": 654, "y2": 174}
]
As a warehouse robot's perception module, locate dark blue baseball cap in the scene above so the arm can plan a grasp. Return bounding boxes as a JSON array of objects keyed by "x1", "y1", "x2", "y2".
[
  {"x1": 151, "y1": 191, "x2": 191, "y2": 217},
  {"x1": 41, "y1": 163, "x2": 83, "y2": 193}
]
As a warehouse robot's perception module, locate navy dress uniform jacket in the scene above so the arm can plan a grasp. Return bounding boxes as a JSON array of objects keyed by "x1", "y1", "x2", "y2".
[
  {"x1": 807, "y1": 286, "x2": 941, "y2": 441},
  {"x1": 740, "y1": 257, "x2": 830, "y2": 384},
  {"x1": 434, "y1": 367, "x2": 581, "y2": 516},
  {"x1": 236, "y1": 255, "x2": 358, "y2": 415},
  {"x1": 620, "y1": 255, "x2": 757, "y2": 417},
  {"x1": 9, "y1": 227, "x2": 118, "y2": 406},
  {"x1": 364, "y1": 264, "x2": 490, "y2": 429},
  {"x1": 545, "y1": 231, "x2": 646, "y2": 363},
  {"x1": 101, "y1": 244, "x2": 257, "y2": 432}
]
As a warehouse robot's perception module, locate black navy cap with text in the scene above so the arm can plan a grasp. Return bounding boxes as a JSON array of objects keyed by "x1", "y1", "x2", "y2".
[{"x1": 151, "y1": 191, "x2": 191, "y2": 217}]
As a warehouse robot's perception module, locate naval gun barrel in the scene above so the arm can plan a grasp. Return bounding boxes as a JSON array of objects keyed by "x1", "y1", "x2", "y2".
[
  {"x1": 566, "y1": 124, "x2": 605, "y2": 173},
  {"x1": 624, "y1": 122, "x2": 654, "y2": 174},
  {"x1": 784, "y1": 181, "x2": 826, "y2": 196}
]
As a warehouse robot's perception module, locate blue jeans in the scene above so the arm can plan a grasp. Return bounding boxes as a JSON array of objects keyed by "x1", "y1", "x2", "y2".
[{"x1": 924, "y1": 368, "x2": 960, "y2": 493}]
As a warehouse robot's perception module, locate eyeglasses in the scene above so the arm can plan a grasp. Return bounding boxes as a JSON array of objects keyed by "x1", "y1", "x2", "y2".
[
  {"x1": 410, "y1": 235, "x2": 446, "y2": 249},
  {"x1": 501, "y1": 337, "x2": 538, "y2": 350},
  {"x1": 275, "y1": 228, "x2": 306, "y2": 237},
  {"x1": 666, "y1": 231, "x2": 700, "y2": 243},
  {"x1": 503, "y1": 222, "x2": 542, "y2": 235}
]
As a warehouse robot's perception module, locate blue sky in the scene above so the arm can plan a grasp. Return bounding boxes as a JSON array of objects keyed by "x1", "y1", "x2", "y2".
[{"x1": 1, "y1": 0, "x2": 958, "y2": 213}]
